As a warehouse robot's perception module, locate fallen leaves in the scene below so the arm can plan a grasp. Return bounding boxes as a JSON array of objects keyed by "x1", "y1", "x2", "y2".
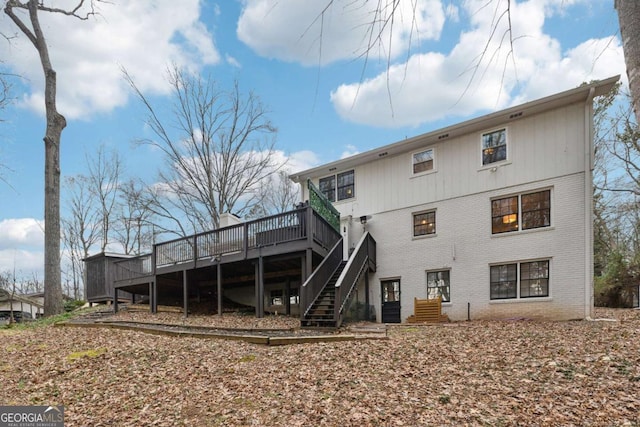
[{"x1": 0, "y1": 308, "x2": 639, "y2": 426}]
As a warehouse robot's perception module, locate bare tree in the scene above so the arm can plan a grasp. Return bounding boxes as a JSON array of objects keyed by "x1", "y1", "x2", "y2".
[
  {"x1": 86, "y1": 145, "x2": 121, "y2": 252},
  {"x1": 114, "y1": 179, "x2": 155, "y2": 255},
  {"x1": 616, "y1": 0, "x2": 640, "y2": 125},
  {"x1": 258, "y1": 170, "x2": 301, "y2": 215},
  {"x1": 125, "y1": 66, "x2": 280, "y2": 233},
  {"x1": 61, "y1": 174, "x2": 99, "y2": 301},
  {"x1": 3, "y1": 0, "x2": 103, "y2": 315}
]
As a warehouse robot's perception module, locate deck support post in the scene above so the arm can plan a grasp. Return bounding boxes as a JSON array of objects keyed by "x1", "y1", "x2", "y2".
[
  {"x1": 217, "y1": 262, "x2": 223, "y2": 316},
  {"x1": 304, "y1": 248, "x2": 312, "y2": 281},
  {"x1": 255, "y1": 256, "x2": 265, "y2": 318},
  {"x1": 364, "y1": 270, "x2": 370, "y2": 321},
  {"x1": 183, "y1": 270, "x2": 189, "y2": 318},
  {"x1": 113, "y1": 288, "x2": 119, "y2": 313},
  {"x1": 285, "y1": 276, "x2": 291, "y2": 316},
  {"x1": 152, "y1": 281, "x2": 158, "y2": 314}
]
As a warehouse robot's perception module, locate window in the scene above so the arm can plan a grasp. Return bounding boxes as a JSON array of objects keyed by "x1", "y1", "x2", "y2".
[
  {"x1": 482, "y1": 128, "x2": 507, "y2": 165},
  {"x1": 491, "y1": 196, "x2": 518, "y2": 234},
  {"x1": 491, "y1": 189, "x2": 551, "y2": 234},
  {"x1": 337, "y1": 170, "x2": 355, "y2": 200},
  {"x1": 270, "y1": 288, "x2": 300, "y2": 305},
  {"x1": 521, "y1": 190, "x2": 551, "y2": 230},
  {"x1": 520, "y1": 261, "x2": 549, "y2": 298},
  {"x1": 490, "y1": 260, "x2": 550, "y2": 300},
  {"x1": 412, "y1": 148, "x2": 434, "y2": 174},
  {"x1": 413, "y1": 211, "x2": 436, "y2": 236},
  {"x1": 319, "y1": 170, "x2": 355, "y2": 202},
  {"x1": 427, "y1": 270, "x2": 450, "y2": 302},
  {"x1": 382, "y1": 279, "x2": 400, "y2": 302},
  {"x1": 319, "y1": 175, "x2": 336, "y2": 202},
  {"x1": 270, "y1": 289, "x2": 283, "y2": 306},
  {"x1": 289, "y1": 287, "x2": 300, "y2": 305},
  {"x1": 490, "y1": 264, "x2": 517, "y2": 299}
]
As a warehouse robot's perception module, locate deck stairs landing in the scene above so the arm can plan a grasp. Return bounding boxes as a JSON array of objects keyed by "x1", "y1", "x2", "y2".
[{"x1": 302, "y1": 261, "x2": 346, "y2": 327}]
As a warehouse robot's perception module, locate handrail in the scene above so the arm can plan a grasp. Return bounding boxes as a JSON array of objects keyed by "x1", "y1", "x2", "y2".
[
  {"x1": 334, "y1": 231, "x2": 376, "y2": 327},
  {"x1": 152, "y1": 205, "x2": 341, "y2": 268},
  {"x1": 300, "y1": 237, "x2": 343, "y2": 318}
]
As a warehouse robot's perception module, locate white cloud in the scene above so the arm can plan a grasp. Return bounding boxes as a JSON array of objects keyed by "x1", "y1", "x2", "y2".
[
  {"x1": 237, "y1": 0, "x2": 446, "y2": 66},
  {"x1": 226, "y1": 54, "x2": 242, "y2": 68},
  {"x1": 286, "y1": 150, "x2": 321, "y2": 173},
  {"x1": 0, "y1": 0, "x2": 220, "y2": 120},
  {"x1": 340, "y1": 145, "x2": 360, "y2": 159},
  {"x1": 330, "y1": 0, "x2": 624, "y2": 127},
  {"x1": 0, "y1": 218, "x2": 44, "y2": 250},
  {"x1": 0, "y1": 218, "x2": 44, "y2": 277},
  {"x1": 0, "y1": 249, "x2": 44, "y2": 277}
]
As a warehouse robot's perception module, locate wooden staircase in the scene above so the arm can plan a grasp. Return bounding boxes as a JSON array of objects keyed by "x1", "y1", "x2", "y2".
[{"x1": 302, "y1": 261, "x2": 346, "y2": 328}]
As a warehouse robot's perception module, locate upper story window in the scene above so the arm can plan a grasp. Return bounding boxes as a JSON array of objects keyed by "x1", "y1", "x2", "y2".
[
  {"x1": 412, "y1": 148, "x2": 434, "y2": 174},
  {"x1": 491, "y1": 189, "x2": 550, "y2": 234},
  {"x1": 413, "y1": 210, "x2": 436, "y2": 237},
  {"x1": 482, "y1": 128, "x2": 507, "y2": 165},
  {"x1": 319, "y1": 170, "x2": 355, "y2": 202},
  {"x1": 337, "y1": 170, "x2": 355, "y2": 200}
]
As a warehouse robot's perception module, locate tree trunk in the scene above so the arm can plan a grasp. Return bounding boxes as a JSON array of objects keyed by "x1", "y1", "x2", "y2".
[
  {"x1": 616, "y1": 0, "x2": 640, "y2": 124},
  {"x1": 29, "y1": 1, "x2": 66, "y2": 315}
]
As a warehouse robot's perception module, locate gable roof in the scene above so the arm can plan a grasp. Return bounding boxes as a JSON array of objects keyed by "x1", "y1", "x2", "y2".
[{"x1": 291, "y1": 75, "x2": 620, "y2": 182}]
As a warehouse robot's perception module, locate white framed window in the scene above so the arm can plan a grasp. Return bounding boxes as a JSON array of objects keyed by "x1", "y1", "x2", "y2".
[
  {"x1": 413, "y1": 210, "x2": 436, "y2": 237},
  {"x1": 491, "y1": 189, "x2": 551, "y2": 234},
  {"x1": 490, "y1": 260, "x2": 550, "y2": 300},
  {"x1": 427, "y1": 270, "x2": 450, "y2": 302},
  {"x1": 412, "y1": 148, "x2": 435, "y2": 174},
  {"x1": 319, "y1": 170, "x2": 355, "y2": 202},
  {"x1": 482, "y1": 128, "x2": 507, "y2": 166}
]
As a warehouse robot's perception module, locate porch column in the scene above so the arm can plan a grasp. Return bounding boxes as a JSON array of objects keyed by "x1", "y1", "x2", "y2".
[
  {"x1": 217, "y1": 262, "x2": 223, "y2": 316},
  {"x1": 183, "y1": 270, "x2": 189, "y2": 318},
  {"x1": 255, "y1": 257, "x2": 264, "y2": 318}
]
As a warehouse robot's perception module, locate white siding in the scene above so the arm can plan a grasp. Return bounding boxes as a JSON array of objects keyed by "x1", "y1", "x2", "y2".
[{"x1": 303, "y1": 100, "x2": 592, "y2": 322}]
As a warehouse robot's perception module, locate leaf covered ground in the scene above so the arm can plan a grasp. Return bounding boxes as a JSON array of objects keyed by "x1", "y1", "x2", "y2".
[{"x1": 1, "y1": 308, "x2": 639, "y2": 426}]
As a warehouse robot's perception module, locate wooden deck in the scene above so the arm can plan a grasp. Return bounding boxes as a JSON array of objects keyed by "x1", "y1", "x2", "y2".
[{"x1": 107, "y1": 205, "x2": 341, "y2": 318}]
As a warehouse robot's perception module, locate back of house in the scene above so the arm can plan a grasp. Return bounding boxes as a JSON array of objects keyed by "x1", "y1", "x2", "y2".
[{"x1": 293, "y1": 76, "x2": 619, "y2": 323}]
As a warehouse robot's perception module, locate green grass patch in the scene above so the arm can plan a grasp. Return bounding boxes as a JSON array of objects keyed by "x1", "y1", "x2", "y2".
[
  {"x1": 67, "y1": 348, "x2": 107, "y2": 362},
  {"x1": 0, "y1": 306, "x2": 100, "y2": 331}
]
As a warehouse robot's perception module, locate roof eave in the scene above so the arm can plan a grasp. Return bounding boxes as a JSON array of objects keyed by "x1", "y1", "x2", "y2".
[{"x1": 291, "y1": 75, "x2": 620, "y2": 182}]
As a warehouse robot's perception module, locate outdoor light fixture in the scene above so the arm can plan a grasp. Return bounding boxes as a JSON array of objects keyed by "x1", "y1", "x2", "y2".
[{"x1": 360, "y1": 215, "x2": 372, "y2": 225}]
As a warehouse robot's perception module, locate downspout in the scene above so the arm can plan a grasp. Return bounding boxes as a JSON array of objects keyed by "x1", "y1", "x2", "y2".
[{"x1": 584, "y1": 87, "x2": 596, "y2": 319}]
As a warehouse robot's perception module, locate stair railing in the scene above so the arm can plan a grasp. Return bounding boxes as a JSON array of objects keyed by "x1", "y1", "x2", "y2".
[
  {"x1": 334, "y1": 231, "x2": 376, "y2": 327},
  {"x1": 300, "y1": 237, "x2": 344, "y2": 318}
]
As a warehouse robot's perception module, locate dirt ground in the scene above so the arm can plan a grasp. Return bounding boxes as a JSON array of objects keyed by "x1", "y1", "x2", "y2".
[{"x1": 1, "y1": 308, "x2": 639, "y2": 426}]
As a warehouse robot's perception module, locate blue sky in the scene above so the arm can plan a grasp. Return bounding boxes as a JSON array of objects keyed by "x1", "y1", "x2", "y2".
[{"x1": 0, "y1": 0, "x2": 626, "y2": 279}]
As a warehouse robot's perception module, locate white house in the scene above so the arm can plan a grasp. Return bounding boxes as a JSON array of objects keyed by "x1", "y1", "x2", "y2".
[{"x1": 292, "y1": 76, "x2": 619, "y2": 323}]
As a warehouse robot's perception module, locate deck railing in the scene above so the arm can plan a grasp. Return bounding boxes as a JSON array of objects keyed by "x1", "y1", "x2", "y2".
[
  {"x1": 113, "y1": 254, "x2": 153, "y2": 282},
  {"x1": 148, "y1": 205, "x2": 340, "y2": 269},
  {"x1": 334, "y1": 231, "x2": 376, "y2": 327}
]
